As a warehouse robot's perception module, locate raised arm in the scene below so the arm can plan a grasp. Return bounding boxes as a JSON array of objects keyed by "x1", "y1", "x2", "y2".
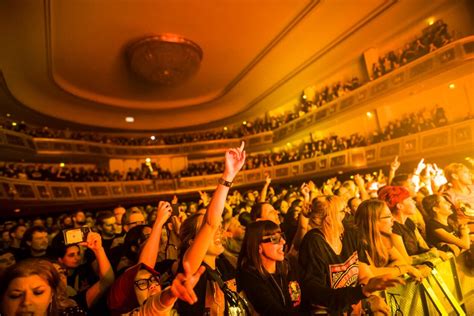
[
  {"x1": 81, "y1": 232, "x2": 115, "y2": 308},
  {"x1": 183, "y1": 142, "x2": 246, "y2": 273},
  {"x1": 139, "y1": 201, "x2": 172, "y2": 267},
  {"x1": 259, "y1": 174, "x2": 272, "y2": 202},
  {"x1": 388, "y1": 156, "x2": 400, "y2": 185}
]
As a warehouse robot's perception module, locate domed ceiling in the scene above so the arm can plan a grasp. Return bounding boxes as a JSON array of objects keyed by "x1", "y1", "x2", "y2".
[{"x1": 0, "y1": 0, "x2": 452, "y2": 131}]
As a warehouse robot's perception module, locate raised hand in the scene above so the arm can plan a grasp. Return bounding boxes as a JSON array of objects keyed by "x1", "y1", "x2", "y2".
[
  {"x1": 172, "y1": 195, "x2": 178, "y2": 205},
  {"x1": 171, "y1": 261, "x2": 206, "y2": 304},
  {"x1": 390, "y1": 155, "x2": 400, "y2": 172},
  {"x1": 80, "y1": 232, "x2": 102, "y2": 253},
  {"x1": 265, "y1": 173, "x2": 272, "y2": 185},
  {"x1": 156, "y1": 201, "x2": 172, "y2": 226},
  {"x1": 415, "y1": 158, "x2": 426, "y2": 175},
  {"x1": 223, "y1": 141, "x2": 246, "y2": 181},
  {"x1": 198, "y1": 190, "x2": 210, "y2": 206},
  {"x1": 354, "y1": 174, "x2": 365, "y2": 188}
]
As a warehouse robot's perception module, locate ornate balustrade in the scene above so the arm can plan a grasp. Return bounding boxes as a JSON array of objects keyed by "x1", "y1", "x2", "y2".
[
  {"x1": 1, "y1": 37, "x2": 473, "y2": 157},
  {"x1": 1, "y1": 119, "x2": 472, "y2": 207}
]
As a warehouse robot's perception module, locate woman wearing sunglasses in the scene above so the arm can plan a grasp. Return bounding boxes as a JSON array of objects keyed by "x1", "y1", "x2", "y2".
[
  {"x1": 237, "y1": 220, "x2": 302, "y2": 315},
  {"x1": 298, "y1": 195, "x2": 404, "y2": 315}
]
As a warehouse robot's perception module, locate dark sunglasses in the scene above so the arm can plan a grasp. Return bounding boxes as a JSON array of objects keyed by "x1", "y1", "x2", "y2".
[
  {"x1": 134, "y1": 274, "x2": 160, "y2": 290},
  {"x1": 261, "y1": 232, "x2": 285, "y2": 244}
]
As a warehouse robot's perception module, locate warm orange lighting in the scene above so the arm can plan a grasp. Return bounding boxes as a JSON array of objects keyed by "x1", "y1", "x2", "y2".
[
  {"x1": 125, "y1": 116, "x2": 134, "y2": 123},
  {"x1": 14, "y1": 208, "x2": 20, "y2": 213},
  {"x1": 145, "y1": 158, "x2": 151, "y2": 163},
  {"x1": 150, "y1": 135, "x2": 156, "y2": 140},
  {"x1": 449, "y1": 83, "x2": 455, "y2": 89},
  {"x1": 223, "y1": 126, "x2": 228, "y2": 131},
  {"x1": 242, "y1": 121, "x2": 247, "y2": 125},
  {"x1": 6, "y1": 113, "x2": 11, "y2": 117},
  {"x1": 59, "y1": 162, "x2": 65, "y2": 168},
  {"x1": 366, "y1": 111, "x2": 373, "y2": 118},
  {"x1": 11, "y1": 122, "x2": 17, "y2": 126},
  {"x1": 302, "y1": 95, "x2": 307, "y2": 99},
  {"x1": 427, "y1": 17, "x2": 435, "y2": 26}
]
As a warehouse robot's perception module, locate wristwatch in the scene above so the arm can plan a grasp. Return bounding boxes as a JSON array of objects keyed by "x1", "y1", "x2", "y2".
[{"x1": 218, "y1": 178, "x2": 233, "y2": 187}]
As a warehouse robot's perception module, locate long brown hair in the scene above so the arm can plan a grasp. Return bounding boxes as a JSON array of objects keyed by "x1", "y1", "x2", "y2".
[
  {"x1": 237, "y1": 220, "x2": 284, "y2": 278},
  {"x1": 355, "y1": 199, "x2": 389, "y2": 267}
]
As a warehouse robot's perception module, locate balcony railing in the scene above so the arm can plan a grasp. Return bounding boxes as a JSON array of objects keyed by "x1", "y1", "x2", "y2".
[
  {"x1": 1, "y1": 119, "x2": 472, "y2": 206},
  {"x1": 1, "y1": 37, "x2": 473, "y2": 157}
]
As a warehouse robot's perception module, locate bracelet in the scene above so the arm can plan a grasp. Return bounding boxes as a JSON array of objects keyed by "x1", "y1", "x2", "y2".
[{"x1": 218, "y1": 178, "x2": 233, "y2": 187}]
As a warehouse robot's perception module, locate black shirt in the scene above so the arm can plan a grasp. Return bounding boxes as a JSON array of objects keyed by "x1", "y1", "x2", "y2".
[
  {"x1": 392, "y1": 218, "x2": 428, "y2": 255},
  {"x1": 298, "y1": 228, "x2": 368, "y2": 314},
  {"x1": 237, "y1": 262, "x2": 302, "y2": 316}
]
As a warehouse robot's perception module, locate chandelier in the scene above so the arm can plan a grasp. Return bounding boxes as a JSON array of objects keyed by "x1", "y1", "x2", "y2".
[{"x1": 127, "y1": 34, "x2": 203, "y2": 86}]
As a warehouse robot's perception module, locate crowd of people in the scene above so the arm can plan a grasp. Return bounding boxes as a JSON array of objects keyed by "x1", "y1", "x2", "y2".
[
  {"x1": 1, "y1": 105, "x2": 450, "y2": 182},
  {"x1": 370, "y1": 20, "x2": 452, "y2": 80},
  {"x1": 297, "y1": 77, "x2": 361, "y2": 114},
  {"x1": 1, "y1": 141, "x2": 473, "y2": 315}
]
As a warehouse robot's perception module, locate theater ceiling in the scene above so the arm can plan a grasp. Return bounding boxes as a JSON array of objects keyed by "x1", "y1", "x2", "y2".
[{"x1": 0, "y1": 0, "x2": 459, "y2": 132}]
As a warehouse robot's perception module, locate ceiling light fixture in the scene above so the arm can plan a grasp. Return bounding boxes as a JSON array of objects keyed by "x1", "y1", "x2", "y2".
[
  {"x1": 125, "y1": 116, "x2": 135, "y2": 123},
  {"x1": 127, "y1": 34, "x2": 203, "y2": 86}
]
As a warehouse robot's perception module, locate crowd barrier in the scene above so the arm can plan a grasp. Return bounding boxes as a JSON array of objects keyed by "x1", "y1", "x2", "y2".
[
  {"x1": 384, "y1": 254, "x2": 473, "y2": 315},
  {"x1": 1, "y1": 37, "x2": 473, "y2": 157},
  {"x1": 1, "y1": 119, "x2": 473, "y2": 207}
]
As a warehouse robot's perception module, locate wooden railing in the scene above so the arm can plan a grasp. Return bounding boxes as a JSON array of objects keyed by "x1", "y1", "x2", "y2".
[{"x1": 1, "y1": 119, "x2": 472, "y2": 206}]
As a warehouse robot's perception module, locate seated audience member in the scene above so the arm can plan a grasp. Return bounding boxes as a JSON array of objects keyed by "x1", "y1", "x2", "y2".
[
  {"x1": 298, "y1": 195, "x2": 403, "y2": 314},
  {"x1": 177, "y1": 142, "x2": 248, "y2": 316},
  {"x1": 423, "y1": 194, "x2": 471, "y2": 256},
  {"x1": 19, "y1": 226, "x2": 51, "y2": 260},
  {"x1": 355, "y1": 199, "x2": 423, "y2": 280},
  {"x1": 53, "y1": 232, "x2": 115, "y2": 313},
  {"x1": 250, "y1": 202, "x2": 281, "y2": 225},
  {"x1": 1, "y1": 258, "x2": 87, "y2": 315},
  {"x1": 378, "y1": 186, "x2": 444, "y2": 265},
  {"x1": 237, "y1": 220, "x2": 302, "y2": 315},
  {"x1": 443, "y1": 163, "x2": 474, "y2": 225}
]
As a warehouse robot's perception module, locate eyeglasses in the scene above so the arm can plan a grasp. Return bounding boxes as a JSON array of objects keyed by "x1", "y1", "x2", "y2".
[
  {"x1": 261, "y1": 232, "x2": 285, "y2": 244},
  {"x1": 129, "y1": 221, "x2": 146, "y2": 226},
  {"x1": 134, "y1": 274, "x2": 160, "y2": 290}
]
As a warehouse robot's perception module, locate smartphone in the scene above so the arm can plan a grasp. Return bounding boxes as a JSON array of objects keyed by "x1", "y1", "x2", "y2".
[
  {"x1": 171, "y1": 203, "x2": 180, "y2": 216},
  {"x1": 63, "y1": 227, "x2": 90, "y2": 245}
]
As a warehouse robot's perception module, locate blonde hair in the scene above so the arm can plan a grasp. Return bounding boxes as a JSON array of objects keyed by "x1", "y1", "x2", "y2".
[{"x1": 308, "y1": 195, "x2": 345, "y2": 241}]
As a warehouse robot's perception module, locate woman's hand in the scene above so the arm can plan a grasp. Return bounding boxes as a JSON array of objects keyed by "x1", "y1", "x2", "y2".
[
  {"x1": 80, "y1": 232, "x2": 102, "y2": 253},
  {"x1": 155, "y1": 201, "x2": 172, "y2": 226},
  {"x1": 362, "y1": 274, "x2": 405, "y2": 296},
  {"x1": 405, "y1": 265, "x2": 423, "y2": 282},
  {"x1": 171, "y1": 261, "x2": 206, "y2": 304},
  {"x1": 367, "y1": 295, "x2": 390, "y2": 316},
  {"x1": 223, "y1": 141, "x2": 246, "y2": 181}
]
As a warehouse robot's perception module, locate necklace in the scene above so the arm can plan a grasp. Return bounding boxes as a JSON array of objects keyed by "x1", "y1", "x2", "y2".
[{"x1": 269, "y1": 273, "x2": 286, "y2": 306}]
